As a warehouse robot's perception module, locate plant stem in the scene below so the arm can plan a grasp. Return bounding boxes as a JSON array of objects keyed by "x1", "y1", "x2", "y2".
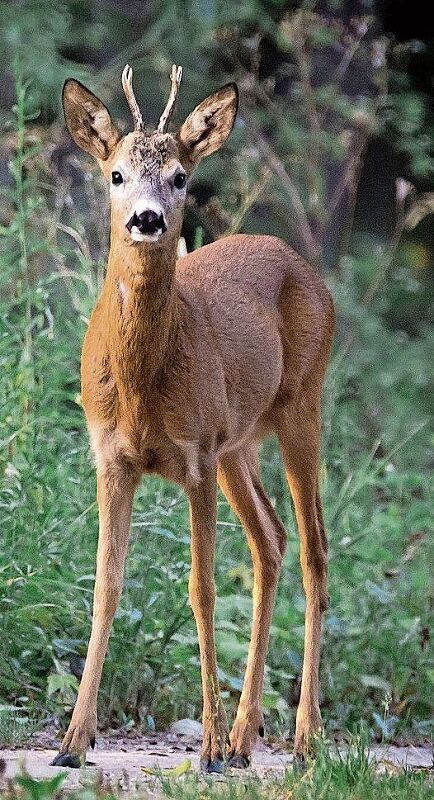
[{"x1": 13, "y1": 60, "x2": 35, "y2": 425}]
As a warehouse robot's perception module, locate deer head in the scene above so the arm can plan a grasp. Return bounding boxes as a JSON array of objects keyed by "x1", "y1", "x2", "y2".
[{"x1": 62, "y1": 65, "x2": 238, "y2": 245}]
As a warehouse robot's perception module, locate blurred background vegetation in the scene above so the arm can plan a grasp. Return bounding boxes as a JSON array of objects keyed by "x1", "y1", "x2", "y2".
[{"x1": 0, "y1": 0, "x2": 433, "y2": 747}]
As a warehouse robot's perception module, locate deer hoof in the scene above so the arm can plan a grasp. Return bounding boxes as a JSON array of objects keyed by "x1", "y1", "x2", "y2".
[
  {"x1": 227, "y1": 752, "x2": 250, "y2": 769},
  {"x1": 50, "y1": 752, "x2": 81, "y2": 768},
  {"x1": 199, "y1": 757, "x2": 225, "y2": 774}
]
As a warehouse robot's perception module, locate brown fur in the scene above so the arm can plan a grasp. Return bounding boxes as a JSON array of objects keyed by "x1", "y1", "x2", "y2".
[{"x1": 58, "y1": 74, "x2": 335, "y2": 770}]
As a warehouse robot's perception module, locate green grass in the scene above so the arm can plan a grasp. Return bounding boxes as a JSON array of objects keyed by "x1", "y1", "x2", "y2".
[{"x1": 0, "y1": 707, "x2": 38, "y2": 748}]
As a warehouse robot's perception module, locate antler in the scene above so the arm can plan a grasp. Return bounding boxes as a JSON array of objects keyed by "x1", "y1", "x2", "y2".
[
  {"x1": 157, "y1": 64, "x2": 183, "y2": 134},
  {"x1": 122, "y1": 64, "x2": 144, "y2": 132}
]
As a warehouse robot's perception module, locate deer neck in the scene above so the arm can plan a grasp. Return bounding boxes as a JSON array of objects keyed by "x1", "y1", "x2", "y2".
[{"x1": 104, "y1": 233, "x2": 180, "y2": 396}]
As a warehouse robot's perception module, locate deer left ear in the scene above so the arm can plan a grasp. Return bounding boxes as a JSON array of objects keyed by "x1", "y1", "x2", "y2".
[{"x1": 177, "y1": 83, "x2": 238, "y2": 169}]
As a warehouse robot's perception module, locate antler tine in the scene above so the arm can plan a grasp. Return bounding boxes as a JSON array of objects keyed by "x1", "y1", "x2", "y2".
[
  {"x1": 122, "y1": 64, "x2": 144, "y2": 132},
  {"x1": 157, "y1": 65, "x2": 183, "y2": 134}
]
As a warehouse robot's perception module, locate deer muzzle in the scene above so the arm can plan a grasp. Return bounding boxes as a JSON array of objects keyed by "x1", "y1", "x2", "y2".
[{"x1": 126, "y1": 208, "x2": 167, "y2": 240}]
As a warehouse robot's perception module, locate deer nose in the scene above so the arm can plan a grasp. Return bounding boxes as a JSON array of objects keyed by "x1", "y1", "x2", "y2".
[{"x1": 126, "y1": 209, "x2": 167, "y2": 236}]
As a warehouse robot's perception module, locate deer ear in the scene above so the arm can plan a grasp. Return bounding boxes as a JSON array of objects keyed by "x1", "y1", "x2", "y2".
[
  {"x1": 62, "y1": 79, "x2": 121, "y2": 160},
  {"x1": 177, "y1": 83, "x2": 238, "y2": 169}
]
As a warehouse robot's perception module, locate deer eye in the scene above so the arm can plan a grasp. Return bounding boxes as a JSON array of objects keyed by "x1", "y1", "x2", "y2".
[
  {"x1": 111, "y1": 171, "x2": 123, "y2": 185},
  {"x1": 173, "y1": 172, "x2": 186, "y2": 190}
]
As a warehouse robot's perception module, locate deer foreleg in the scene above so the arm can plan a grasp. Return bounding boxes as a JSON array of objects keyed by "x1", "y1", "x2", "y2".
[
  {"x1": 52, "y1": 458, "x2": 138, "y2": 767},
  {"x1": 188, "y1": 462, "x2": 229, "y2": 773}
]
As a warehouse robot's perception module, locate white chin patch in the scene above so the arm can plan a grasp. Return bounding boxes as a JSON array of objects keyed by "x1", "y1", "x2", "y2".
[{"x1": 130, "y1": 227, "x2": 161, "y2": 243}]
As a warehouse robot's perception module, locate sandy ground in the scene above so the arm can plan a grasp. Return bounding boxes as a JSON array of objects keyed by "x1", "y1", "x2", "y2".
[{"x1": 1, "y1": 731, "x2": 433, "y2": 793}]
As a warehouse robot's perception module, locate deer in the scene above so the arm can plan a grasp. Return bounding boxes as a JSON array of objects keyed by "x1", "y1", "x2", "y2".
[{"x1": 52, "y1": 63, "x2": 334, "y2": 773}]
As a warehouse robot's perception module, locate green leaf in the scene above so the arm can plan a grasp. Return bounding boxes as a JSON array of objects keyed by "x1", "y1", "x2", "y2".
[
  {"x1": 141, "y1": 758, "x2": 191, "y2": 777},
  {"x1": 46, "y1": 672, "x2": 78, "y2": 697},
  {"x1": 16, "y1": 772, "x2": 67, "y2": 800}
]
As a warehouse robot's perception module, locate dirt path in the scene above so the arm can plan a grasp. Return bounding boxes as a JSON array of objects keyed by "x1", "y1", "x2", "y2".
[{"x1": 1, "y1": 732, "x2": 433, "y2": 792}]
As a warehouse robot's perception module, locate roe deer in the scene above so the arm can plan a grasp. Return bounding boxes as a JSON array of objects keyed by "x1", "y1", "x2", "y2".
[{"x1": 52, "y1": 64, "x2": 334, "y2": 772}]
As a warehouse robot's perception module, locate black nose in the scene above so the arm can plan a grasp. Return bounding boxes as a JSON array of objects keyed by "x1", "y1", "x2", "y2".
[{"x1": 126, "y1": 210, "x2": 167, "y2": 235}]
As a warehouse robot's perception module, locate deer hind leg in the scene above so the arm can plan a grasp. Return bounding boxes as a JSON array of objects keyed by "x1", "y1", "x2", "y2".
[
  {"x1": 52, "y1": 456, "x2": 139, "y2": 767},
  {"x1": 188, "y1": 461, "x2": 229, "y2": 774},
  {"x1": 217, "y1": 447, "x2": 287, "y2": 768},
  {"x1": 276, "y1": 403, "x2": 328, "y2": 758}
]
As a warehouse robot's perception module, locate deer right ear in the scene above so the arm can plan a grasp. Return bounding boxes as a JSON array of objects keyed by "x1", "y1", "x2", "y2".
[{"x1": 62, "y1": 80, "x2": 122, "y2": 161}]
